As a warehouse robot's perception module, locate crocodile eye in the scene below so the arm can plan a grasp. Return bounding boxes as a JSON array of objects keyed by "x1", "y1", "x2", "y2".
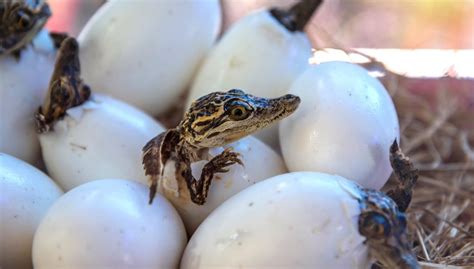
[
  {"x1": 229, "y1": 105, "x2": 249, "y2": 120},
  {"x1": 359, "y1": 212, "x2": 391, "y2": 239},
  {"x1": 16, "y1": 11, "x2": 32, "y2": 30},
  {"x1": 228, "y1": 89, "x2": 245, "y2": 95}
]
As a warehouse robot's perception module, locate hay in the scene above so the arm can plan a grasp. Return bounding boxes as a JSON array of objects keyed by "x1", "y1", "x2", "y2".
[{"x1": 380, "y1": 66, "x2": 474, "y2": 268}]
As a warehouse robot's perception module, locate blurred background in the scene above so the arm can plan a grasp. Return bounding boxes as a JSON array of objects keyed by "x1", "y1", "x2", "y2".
[{"x1": 45, "y1": 0, "x2": 473, "y2": 49}]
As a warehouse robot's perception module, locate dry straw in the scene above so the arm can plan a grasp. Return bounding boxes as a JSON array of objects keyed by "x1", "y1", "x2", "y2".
[{"x1": 385, "y1": 71, "x2": 474, "y2": 268}]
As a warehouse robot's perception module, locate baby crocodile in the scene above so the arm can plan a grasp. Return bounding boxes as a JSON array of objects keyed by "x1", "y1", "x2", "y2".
[
  {"x1": 143, "y1": 89, "x2": 300, "y2": 205},
  {"x1": 35, "y1": 37, "x2": 91, "y2": 133},
  {"x1": 358, "y1": 141, "x2": 419, "y2": 269},
  {"x1": 0, "y1": 0, "x2": 51, "y2": 56}
]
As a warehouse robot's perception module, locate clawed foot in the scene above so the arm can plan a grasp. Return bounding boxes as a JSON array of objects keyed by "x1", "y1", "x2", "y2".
[
  {"x1": 205, "y1": 148, "x2": 243, "y2": 174},
  {"x1": 188, "y1": 148, "x2": 243, "y2": 205}
]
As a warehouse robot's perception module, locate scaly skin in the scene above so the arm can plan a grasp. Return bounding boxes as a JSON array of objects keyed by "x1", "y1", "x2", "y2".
[
  {"x1": 35, "y1": 37, "x2": 91, "y2": 133},
  {"x1": 386, "y1": 140, "x2": 419, "y2": 213},
  {"x1": 143, "y1": 89, "x2": 300, "y2": 205},
  {"x1": 270, "y1": 0, "x2": 323, "y2": 32},
  {"x1": 358, "y1": 141, "x2": 420, "y2": 269},
  {"x1": 0, "y1": 0, "x2": 51, "y2": 56}
]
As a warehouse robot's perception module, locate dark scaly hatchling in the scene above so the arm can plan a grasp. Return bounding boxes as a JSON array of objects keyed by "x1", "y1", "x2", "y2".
[
  {"x1": 143, "y1": 89, "x2": 300, "y2": 205},
  {"x1": 0, "y1": 0, "x2": 51, "y2": 56},
  {"x1": 358, "y1": 141, "x2": 420, "y2": 269},
  {"x1": 35, "y1": 37, "x2": 91, "y2": 133}
]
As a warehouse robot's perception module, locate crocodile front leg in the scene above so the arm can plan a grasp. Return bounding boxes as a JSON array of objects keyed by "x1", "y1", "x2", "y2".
[{"x1": 176, "y1": 148, "x2": 243, "y2": 205}]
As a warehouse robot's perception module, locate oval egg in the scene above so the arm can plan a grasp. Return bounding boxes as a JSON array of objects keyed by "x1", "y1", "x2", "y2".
[
  {"x1": 280, "y1": 61, "x2": 399, "y2": 189},
  {"x1": 0, "y1": 153, "x2": 63, "y2": 269},
  {"x1": 180, "y1": 171, "x2": 372, "y2": 269},
  {"x1": 0, "y1": 30, "x2": 55, "y2": 165},
  {"x1": 78, "y1": 0, "x2": 222, "y2": 115},
  {"x1": 39, "y1": 94, "x2": 164, "y2": 191},
  {"x1": 32, "y1": 179, "x2": 186, "y2": 269}
]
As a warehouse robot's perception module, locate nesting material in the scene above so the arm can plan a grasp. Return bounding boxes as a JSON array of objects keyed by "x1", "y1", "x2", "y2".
[{"x1": 381, "y1": 67, "x2": 474, "y2": 267}]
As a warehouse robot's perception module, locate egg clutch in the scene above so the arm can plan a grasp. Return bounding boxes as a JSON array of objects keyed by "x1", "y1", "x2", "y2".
[{"x1": 0, "y1": 1, "x2": 419, "y2": 269}]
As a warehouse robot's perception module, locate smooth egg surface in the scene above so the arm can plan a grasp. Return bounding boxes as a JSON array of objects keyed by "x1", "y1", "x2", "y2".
[
  {"x1": 39, "y1": 94, "x2": 164, "y2": 191},
  {"x1": 180, "y1": 171, "x2": 371, "y2": 269},
  {"x1": 32, "y1": 179, "x2": 186, "y2": 269},
  {"x1": 78, "y1": 0, "x2": 222, "y2": 115},
  {"x1": 0, "y1": 30, "x2": 55, "y2": 166},
  {"x1": 0, "y1": 153, "x2": 63, "y2": 269},
  {"x1": 280, "y1": 61, "x2": 400, "y2": 189}
]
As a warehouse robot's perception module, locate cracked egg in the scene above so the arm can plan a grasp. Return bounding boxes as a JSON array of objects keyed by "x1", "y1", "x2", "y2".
[{"x1": 38, "y1": 94, "x2": 164, "y2": 191}]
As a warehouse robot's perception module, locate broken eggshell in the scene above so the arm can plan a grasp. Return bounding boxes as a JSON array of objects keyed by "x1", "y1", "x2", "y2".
[
  {"x1": 78, "y1": 0, "x2": 222, "y2": 116},
  {"x1": 280, "y1": 61, "x2": 400, "y2": 190},
  {"x1": 32, "y1": 179, "x2": 186, "y2": 269},
  {"x1": 159, "y1": 135, "x2": 287, "y2": 234},
  {"x1": 186, "y1": 9, "x2": 312, "y2": 149},
  {"x1": 0, "y1": 153, "x2": 63, "y2": 269},
  {"x1": 38, "y1": 94, "x2": 164, "y2": 191},
  {"x1": 0, "y1": 30, "x2": 56, "y2": 166},
  {"x1": 180, "y1": 172, "x2": 372, "y2": 269}
]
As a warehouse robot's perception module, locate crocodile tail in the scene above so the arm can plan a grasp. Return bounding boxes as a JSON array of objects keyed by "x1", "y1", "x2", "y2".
[{"x1": 142, "y1": 129, "x2": 179, "y2": 204}]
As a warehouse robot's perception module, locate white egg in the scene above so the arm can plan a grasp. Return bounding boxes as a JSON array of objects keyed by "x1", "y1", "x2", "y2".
[
  {"x1": 0, "y1": 30, "x2": 55, "y2": 166},
  {"x1": 0, "y1": 153, "x2": 63, "y2": 269},
  {"x1": 280, "y1": 62, "x2": 400, "y2": 189},
  {"x1": 32, "y1": 179, "x2": 186, "y2": 269},
  {"x1": 159, "y1": 136, "x2": 287, "y2": 234},
  {"x1": 187, "y1": 10, "x2": 312, "y2": 149},
  {"x1": 78, "y1": 0, "x2": 221, "y2": 116},
  {"x1": 180, "y1": 172, "x2": 372, "y2": 269},
  {"x1": 39, "y1": 94, "x2": 164, "y2": 191}
]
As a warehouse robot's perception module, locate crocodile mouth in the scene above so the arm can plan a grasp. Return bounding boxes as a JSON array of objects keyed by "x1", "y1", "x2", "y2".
[{"x1": 258, "y1": 94, "x2": 300, "y2": 123}]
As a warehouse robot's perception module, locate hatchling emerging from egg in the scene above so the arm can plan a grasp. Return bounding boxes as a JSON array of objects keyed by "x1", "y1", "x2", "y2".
[
  {"x1": 0, "y1": 0, "x2": 51, "y2": 56},
  {"x1": 356, "y1": 140, "x2": 420, "y2": 269},
  {"x1": 142, "y1": 89, "x2": 301, "y2": 205}
]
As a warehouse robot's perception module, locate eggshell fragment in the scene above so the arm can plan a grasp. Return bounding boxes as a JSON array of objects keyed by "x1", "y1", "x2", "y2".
[
  {"x1": 78, "y1": 0, "x2": 222, "y2": 115},
  {"x1": 187, "y1": 10, "x2": 312, "y2": 148},
  {"x1": 39, "y1": 94, "x2": 164, "y2": 191},
  {"x1": 0, "y1": 30, "x2": 55, "y2": 165},
  {"x1": 180, "y1": 171, "x2": 371, "y2": 269},
  {"x1": 280, "y1": 61, "x2": 400, "y2": 189},
  {"x1": 32, "y1": 179, "x2": 186, "y2": 269},
  {"x1": 160, "y1": 136, "x2": 287, "y2": 234},
  {"x1": 0, "y1": 153, "x2": 63, "y2": 269}
]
